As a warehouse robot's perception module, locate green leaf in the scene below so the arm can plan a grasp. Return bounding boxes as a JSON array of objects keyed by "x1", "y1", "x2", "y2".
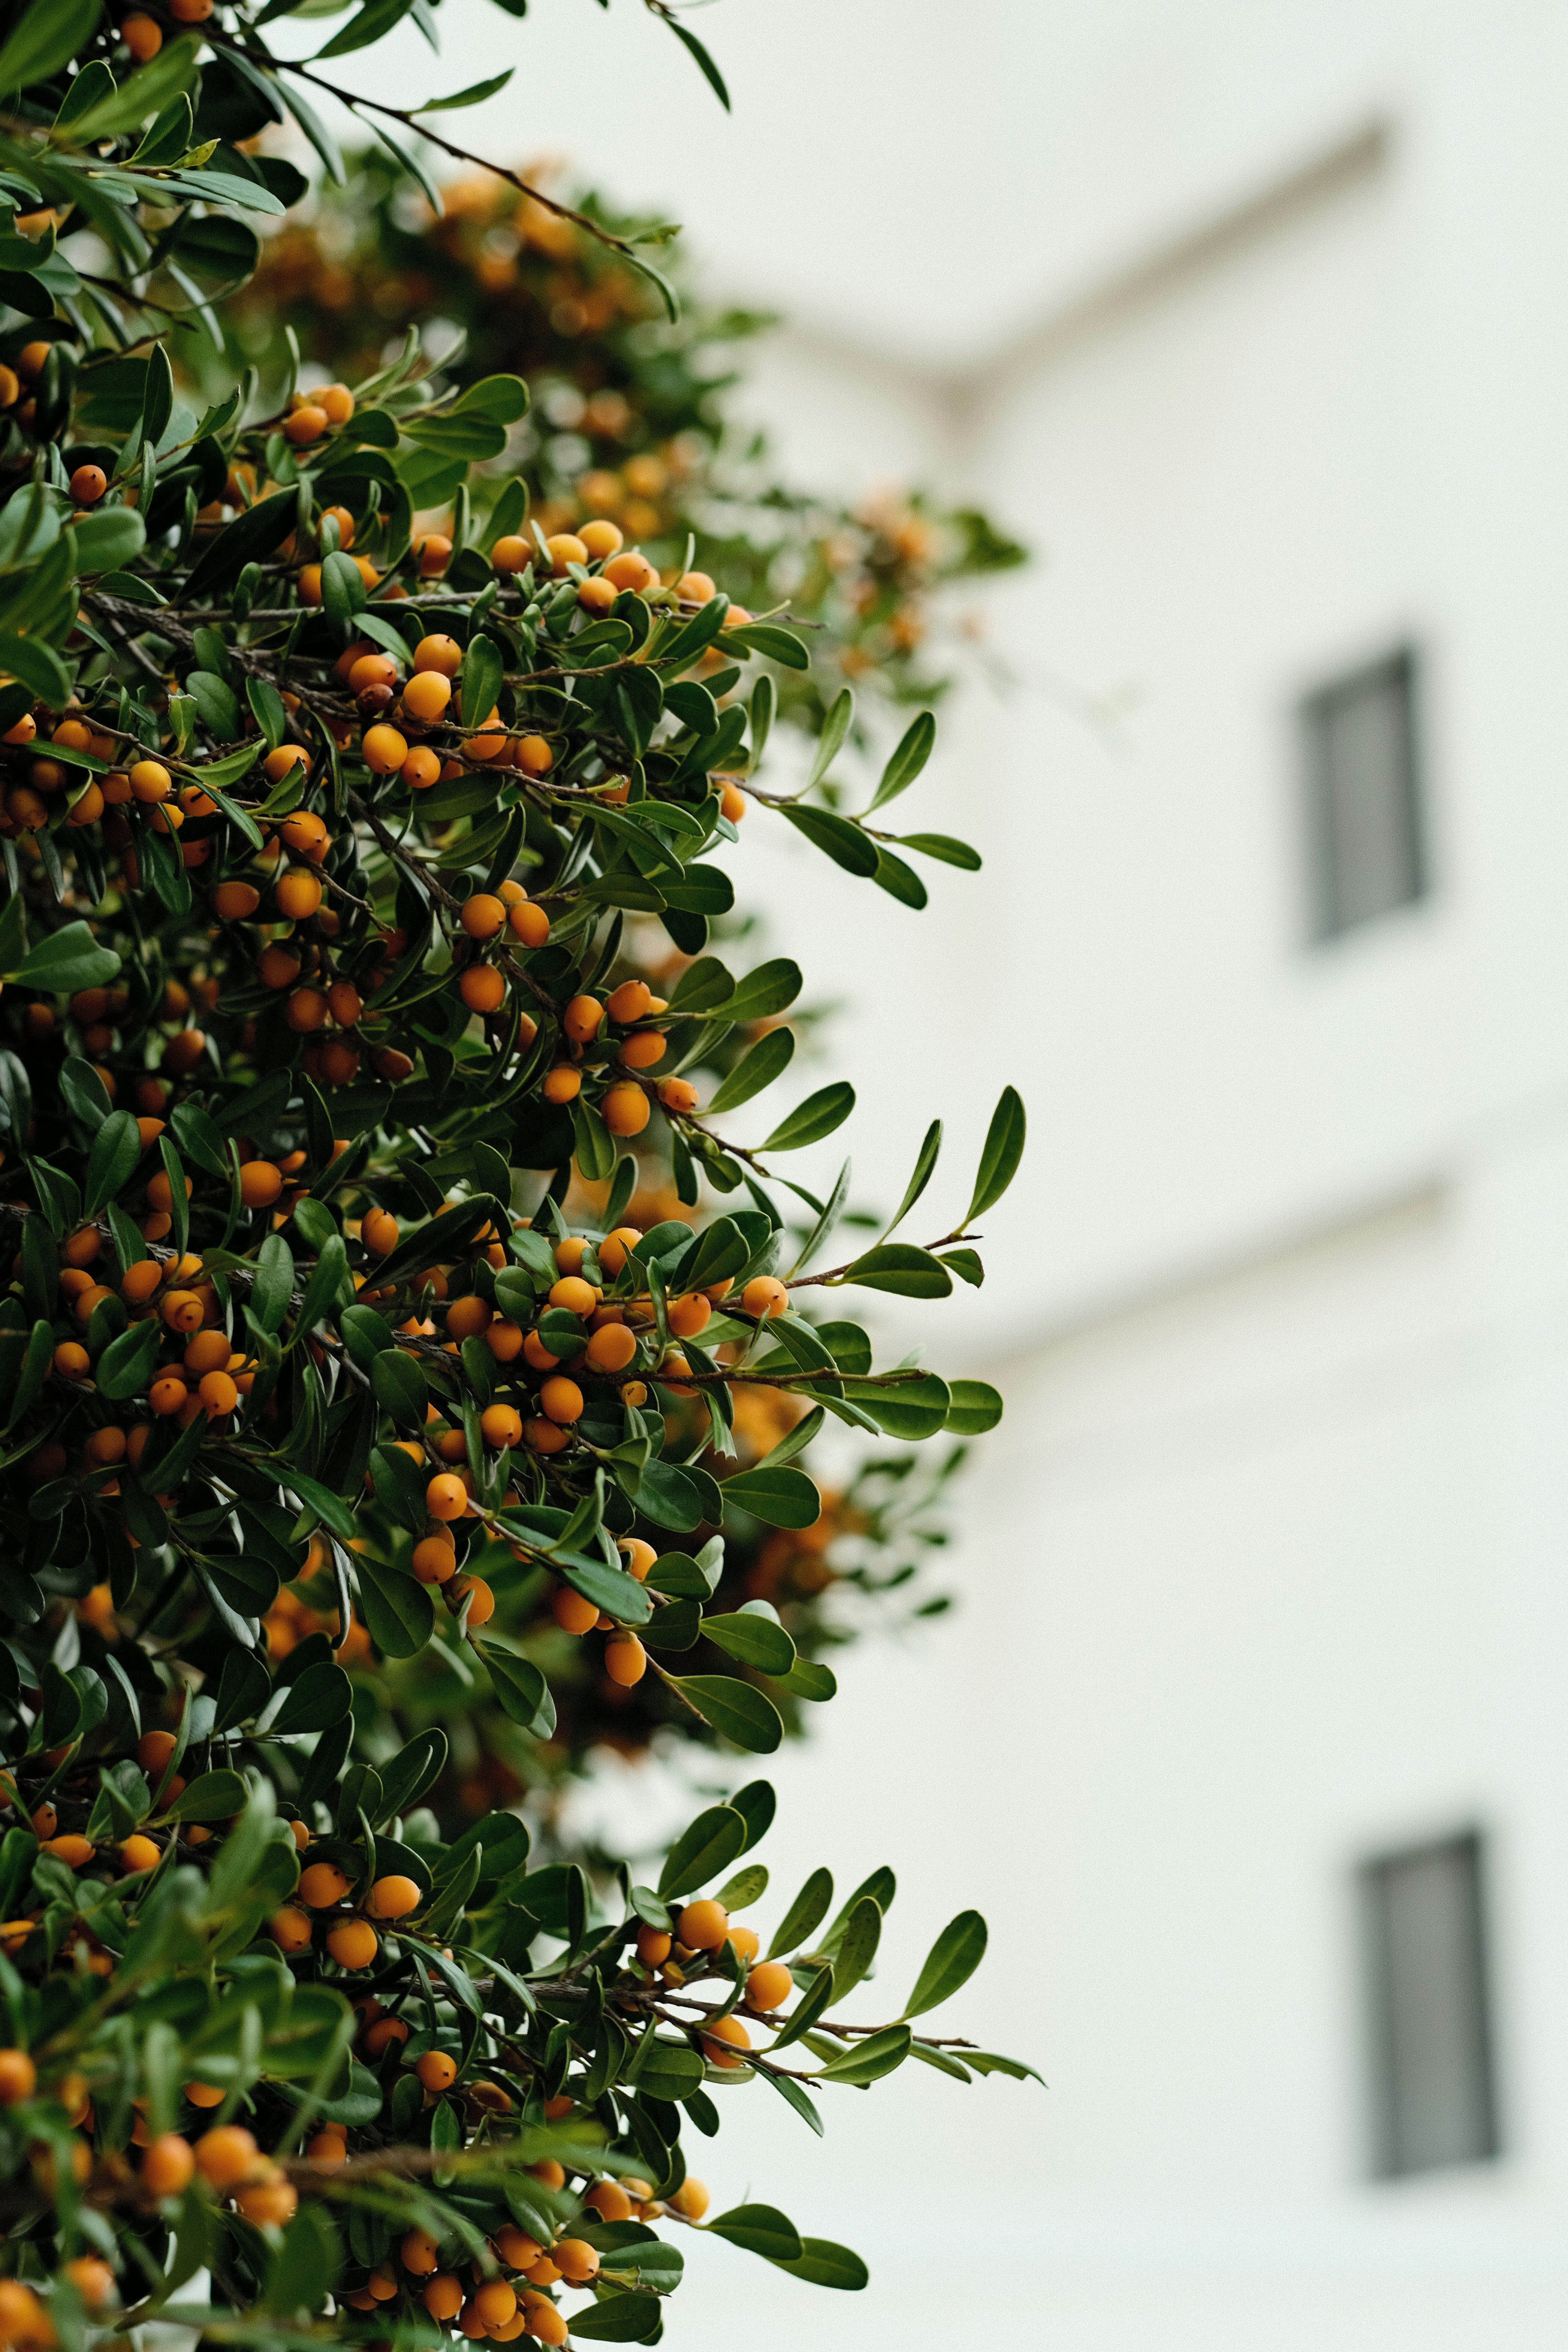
[
  {"x1": 634, "y1": 2039, "x2": 704, "y2": 2101},
  {"x1": 897, "y1": 830, "x2": 982, "y2": 871},
  {"x1": 95, "y1": 1318, "x2": 160, "y2": 1402},
  {"x1": 720, "y1": 1465, "x2": 820, "y2": 1530},
  {"x1": 839, "y1": 1243, "x2": 952, "y2": 1299},
  {"x1": 701, "y1": 1611, "x2": 796, "y2": 1677},
  {"x1": 828, "y1": 1893, "x2": 882, "y2": 2001},
  {"x1": 261, "y1": 2201, "x2": 341, "y2": 2317},
  {"x1": 852, "y1": 1372, "x2": 951, "y2": 1441},
  {"x1": 453, "y1": 373, "x2": 530, "y2": 423},
  {"x1": 271, "y1": 1661, "x2": 352, "y2": 1736},
  {"x1": 881, "y1": 1118, "x2": 941, "y2": 1241},
  {"x1": 708, "y1": 2205, "x2": 803, "y2": 2262},
  {"x1": 768, "y1": 1867, "x2": 832, "y2": 1959},
  {"x1": 903, "y1": 1909, "x2": 988, "y2": 2018},
  {"x1": 967, "y1": 1084, "x2": 1026, "y2": 1220},
  {"x1": 760, "y1": 1083, "x2": 854, "y2": 1153},
  {"x1": 9, "y1": 920, "x2": 120, "y2": 995},
  {"x1": 781, "y1": 804, "x2": 878, "y2": 878},
  {"x1": 871, "y1": 846, "x2": 928, "y2": 910},
  {"x1": 251, "y1": 1234, "x2": 294, "y2": 1333},
  {"x1": 69, "y1": 504, "x2": 146, "y2": 574},
  {"x1": 867, "y1": 709, "x2": 936, "y2": 812},
  {"x1": 657, "y1": 1804, "x2": 746, "y2": 1900},
  {"x1": 944, "y1": 1379, "x2": 1003, "y2": 1434},
  {"x1": 771, "y1": 2238, "x2": 869, "y2": 2290},
  {"x1": 662, "y1": 15, "x2": 730, "y2": 107},
  {"x1": 211, "y1": 1649, "x2": 269, "y2": 1736},
  {"x1": 722, "y1": 623, "x2": 809, "y2": 670},
  {"x1": 353, "y1": 1555, "x2": 433, "y2": 1660},
  {"x1": 807, "y1": 686, "x2": 853, "y2": 791},
  {"x1": 0, "y1": 0, "x2": 102, "y2": 91},
  {"x1": 412, "y1": 69, "x2": 514, "y2": 112},
  {"x1": 478, "y1": 1643, "x2": 556, "y2": 1738},
  {"x1": 704, "y1": 1025, "x2": 794, "y2": 1115},
  {"x1": 167, "y1": 1769, "x2": 248, "y2": 1823},
  {"x1": 0, "y1": 633, "x2": 69, "y2": 709},
  {"x1": 717, "y1": 958, "x2": 801, "y2": 1023},
  {"x1": 666, "y1": 1676, "x2": 783, "y2": 1755},
  {"x1": 780, "y1": 1656, "x2": 836, "y2": 1702},
  {"x1": 181, "y1": 488, "x2": 299, "y2": 603},
  {"x1": 315, "y1": 0, "x2": 417, "y2": 58},
  {"x1": 83, "y1": 1110, "x2": 141, "y2": 1215},
  {"x1": 370, "y1": 1347, "x2": 427, "y2": 1428},
  {"x1": 565, "y1": 2297, "x2": 662, "y2": 2343},
  {"x1": 61, "y1": 31, "x2": 201, "y2": 140}
]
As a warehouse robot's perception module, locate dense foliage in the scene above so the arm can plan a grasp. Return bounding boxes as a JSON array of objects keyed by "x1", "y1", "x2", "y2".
[{"x1": 0, "y1": 3, "x2": 1033, "y2": 2347}]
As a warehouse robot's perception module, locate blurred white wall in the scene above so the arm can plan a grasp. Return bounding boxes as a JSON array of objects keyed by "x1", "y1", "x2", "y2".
[{"x1": 288, "y1": 2, "x2": 1568, "y2": 2341}]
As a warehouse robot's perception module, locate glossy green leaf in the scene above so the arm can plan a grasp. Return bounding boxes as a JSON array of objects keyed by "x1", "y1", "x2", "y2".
[
  {"x1": 666, "y1": 1676, "x2": 783, "y2": 1755},
  {"x1": 903, "y1": 1909, "x2": 988, "y2": 2018},
  {"x1": 967, "y1": 1084, "x2": 1026, "y2": 1220}
]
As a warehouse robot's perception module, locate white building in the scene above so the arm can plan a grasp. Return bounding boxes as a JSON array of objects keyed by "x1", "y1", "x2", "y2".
[{"x1": 315, "y1": 3, "x2": 1568, "y2": 2340}]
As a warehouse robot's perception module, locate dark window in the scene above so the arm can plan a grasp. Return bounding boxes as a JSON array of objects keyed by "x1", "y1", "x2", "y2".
[
  {"x1": 1360, "y1": 1830, "x2": 1499, "y2": 2178},
  {"x1": 1301, "y1": 646, "x2": 1427, "y2": 940}
]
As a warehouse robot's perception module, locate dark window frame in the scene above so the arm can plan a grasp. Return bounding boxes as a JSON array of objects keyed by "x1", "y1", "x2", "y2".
[
  {"x1": 1300, "y1": 644, "x2": 1429, "y2": 943},
  {"x1": 1359, "y1": 1827, "x2": 1500, "y2": 2180}
]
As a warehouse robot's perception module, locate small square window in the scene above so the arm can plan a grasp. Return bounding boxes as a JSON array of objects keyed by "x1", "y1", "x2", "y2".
[
  {"x1": 1359, "y1": 1830, "x2": 1500, "y2": 2179},
  {"x1": 1301, "y1": 646, "x2": 1427, "y2": 940}
]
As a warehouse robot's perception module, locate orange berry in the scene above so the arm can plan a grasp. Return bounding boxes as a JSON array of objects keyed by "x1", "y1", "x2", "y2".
[
  {"x1": 70, "y1": 464, "x2": 107, "y2": 506},
  {"x1": 320, "y1": 385, "x2": 355, "y2": 426},
  {"x1": 299, "y1": 1862, "x2": 350, "y2": 1909},
  {"x1": 602, "y1": 1083, "x2": 650, "y2": 1137},
  {"x1": 461, "y1": 893, "x2": 506, "y2": 940},
  {"x1": 669, "y1": 2177, "x2": 710, "y2": 2220},
  {"x1": 635, "y1": 1924, "x2": 672, "y2": 1968},
  {"x1": 585, "y1": 1323, "x2": 637, "y2": 1374},
  {"x1": 515, "y1": 734, "x2": 553, "y2": 775},
  {"x1": 579, "y1": 519, "x2": 624, "y2": 560},
  {"x1": 271, "y1": 1906, "x2": 311, "y2": 1952},
  {"x1": 129, "y1": 759, "x2": 171, "y2": 802},
  {"x1": 459, "y1": 966, "x2": 505, "y2": 1014},
  {"x1": 449, "y1": 1573, "x2": 494, "y2": 1626},
  {"x1": 552, "y1": 1586, "x2": 598, "y2": 1636},
  {"x1": 368, "y1": 1875, "x2": 421, "y2": 1920},
  {"x1": 194, "y1": 2124, "x2": 257, "y2": 2187},
  {"x1": 447, "y1": 1295, "x2": 492, "y2": 1340},
  {"x1": 619, "y1": 1538, "x2": 657, "y2": 1581},
  {"x1": 702, "y1": 2012, "x2": 752, "y2": 2068},
  {"x1": 348, "y1": 653, "x2": 397, "y2": 696},
  {"x1": 539, "y1": 1376, "x2": 583, "y2": 1424},
  {"x1": 362, "y1": 724, "x2": 408, "y2": 774},
  {"x1": 326, "y1": 1918, "x2": 379, "y2": 1969},
  {"x1": 141, "y1": 2133, "x2": 194, "y2": 2194},
  {"x1": 742, "y1": 1275, "x2": 790, "y2": 1320},
  {"x1": 121, "y1": 12, "x2": 162, "y2": 59},
  {"x1": 491, "y1": 536, "x2": 530, "y2": 574},
  {"x1": 562, "y1": 994, "x2": 602, "y2": 1043},
  {"x1": 603, "y1": 551, "x2": 657, "y2": 593},
  {"x1": 239, "y1": 1159, "x2": 283, "y2": 1208},
  {"x1": 416, "y1": 2050, "x2": 456, "y2": 2093},
  {"x1": 119, "y1": 1834, "x2": 161, "y2": 1874},
  {"x1": 414, "y1": 635, "x2": 462, "y2": 676},
  {"x1": 362, "y1": 1207, "x2": 398, "y2": 1255},
  {"x1": 426, "y1": 1473, "x2": 467, "y2": 1522},
  {"x1": 416, "y1": 533, "x2": 452, "y2": 577},
  {"x1": 412, "y1": 1536, "x2": 457, "y2": 1585},
  {"x1": 285, "y1": 404, "x2": 328, "y2": 446},
  {"x1": 677, "y1": 1899, "x2": 729, "y2": 1951},
  {"x1": 545, "y1": 533, "x2": 588, "y2": 575},
  {"x1": 401, "y1": 746, "x2": 442, "y2": 789},
  {"x1": 0, "y1": 2049, "x2": 35, "y2": 2103},
  {"x1": 275, "y1": 868, "x2": 322, "y2": 921},
  {"x1": 401, "y1": 668, "x2": 451, "y2": 723},
  {"x1": 541, "y1": 1065, "x2": 580, "y2": 1103},
  {"x1": 480, "y1": 1403, "x2": 524, "y2": 1450},
  {"x1": 424, "y1": 2276, "x2": 462, "y2": 2321},
  {"x1": 604, "y1": 1634, "x2": 646, "y2": 1687}
]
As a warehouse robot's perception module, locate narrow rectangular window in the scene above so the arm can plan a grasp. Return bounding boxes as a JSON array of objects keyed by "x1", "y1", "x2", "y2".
[
  {"x1": 1301, "y1": 646, "x2": 1427, "y2": 940},
  {"x1": 1359, "y1": 1830, "x2": 1499, "y2": 2177}
]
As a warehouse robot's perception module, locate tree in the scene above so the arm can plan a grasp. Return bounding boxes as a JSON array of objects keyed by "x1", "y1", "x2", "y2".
[{"x1": 0, "y1": 2, "x2": 1034, "y2": 2345}]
